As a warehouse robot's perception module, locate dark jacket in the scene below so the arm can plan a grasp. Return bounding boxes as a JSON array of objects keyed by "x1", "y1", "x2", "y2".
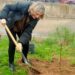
[{"x1": 0, "y1": 2, "x2": 38, "y2": 44}]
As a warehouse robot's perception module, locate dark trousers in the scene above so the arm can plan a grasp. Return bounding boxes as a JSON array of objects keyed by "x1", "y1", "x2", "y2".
[{"x1": 7, "y1": 30, "x2": 29, "y2": 64}]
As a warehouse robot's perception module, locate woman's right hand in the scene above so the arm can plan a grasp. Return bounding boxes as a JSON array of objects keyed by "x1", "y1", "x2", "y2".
[{"x1": 0, "y1": 19, "x2": 6, "y2": 26}]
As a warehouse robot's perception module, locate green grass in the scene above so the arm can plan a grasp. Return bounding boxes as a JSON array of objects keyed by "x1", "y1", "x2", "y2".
[
  {"x1": 0, "y1": 36, "x2": 28, "y2": 75},
  {"x1": 0, "y1": 27, "x2": 75, "y2": 74},
  {"x1": 30, "y1": 27, "x2": 75, "y2": 64}
]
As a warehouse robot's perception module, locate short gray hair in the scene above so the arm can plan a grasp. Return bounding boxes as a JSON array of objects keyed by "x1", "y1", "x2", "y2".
[{"x1": 29, "y1": 2, "x2": 45, "y2": 15}]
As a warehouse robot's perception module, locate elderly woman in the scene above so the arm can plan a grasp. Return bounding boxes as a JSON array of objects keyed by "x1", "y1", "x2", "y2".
[{"x1": 0, "y1": 1, "x2": 45, "y2": 71}]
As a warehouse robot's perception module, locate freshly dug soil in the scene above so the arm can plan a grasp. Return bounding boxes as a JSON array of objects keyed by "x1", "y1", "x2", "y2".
[{"x1": 17, "y1": 58, "x2": 75, "y2": 75}]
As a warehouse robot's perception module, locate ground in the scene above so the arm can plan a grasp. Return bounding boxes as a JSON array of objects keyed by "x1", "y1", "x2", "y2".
[
  {"x1": 0, "y1": 19, "x2": 75, "y2": 75},
  {"x1": 17, "y1": 58, "x2": 75, "y2": 75}
]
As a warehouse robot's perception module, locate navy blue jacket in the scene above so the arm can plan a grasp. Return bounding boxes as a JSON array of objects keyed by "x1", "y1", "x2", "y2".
[{"x1": 0, "y1": 2, "x2": 38, "y2": 44}]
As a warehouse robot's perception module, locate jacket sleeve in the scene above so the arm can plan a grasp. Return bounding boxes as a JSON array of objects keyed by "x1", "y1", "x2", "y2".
[
  {"x1": 19, "y1": 19, "x2": 39, "y2": 44},
  {"x1": 0, "y1": 3, "x2": 17, "y2": 19},
  {"x1": 0, "y1": 2, "x2": 31, "y2": 19}
]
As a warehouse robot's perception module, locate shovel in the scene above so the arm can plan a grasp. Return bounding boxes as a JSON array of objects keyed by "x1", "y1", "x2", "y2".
[{"x1": 1, "y1": 19, "x2": 40, "y2": 73}]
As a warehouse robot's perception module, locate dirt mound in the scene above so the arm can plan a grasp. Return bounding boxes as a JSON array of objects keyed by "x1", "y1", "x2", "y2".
[{"x1": 17, "y1": 58, "x2": 75, "y2": 75}]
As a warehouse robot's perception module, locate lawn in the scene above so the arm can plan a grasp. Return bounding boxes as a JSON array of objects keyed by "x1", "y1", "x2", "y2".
[{"x1": 0, "y1": 27, "x2": 75, "y2": 75}]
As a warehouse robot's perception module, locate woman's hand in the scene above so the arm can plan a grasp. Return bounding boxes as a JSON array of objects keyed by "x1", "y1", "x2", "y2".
[
  {"x1": 16, "y1": 43, "x2": 23, "y2": 52},
  {"x1": 0, "y1": 19, "x2": 6, "y2": 26}
]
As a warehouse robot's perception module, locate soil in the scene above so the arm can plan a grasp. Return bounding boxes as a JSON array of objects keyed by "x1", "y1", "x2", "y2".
[{"x1": 17, "y1": 58, "x2": 75, "y2": 75}]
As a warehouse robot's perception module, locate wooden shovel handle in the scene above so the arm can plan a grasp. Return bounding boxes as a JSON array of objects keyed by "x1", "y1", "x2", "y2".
[
  {"x1": 1, "y1": 19, "x2": 17, "y2": 46},
  {"x1": 5, "y1": 25, "x2": 18, "y2": 47}
]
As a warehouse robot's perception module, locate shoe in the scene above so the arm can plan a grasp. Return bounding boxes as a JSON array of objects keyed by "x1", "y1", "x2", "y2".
[{"x1": 9, "y1": 63, "x2": 15, "y2": 71}]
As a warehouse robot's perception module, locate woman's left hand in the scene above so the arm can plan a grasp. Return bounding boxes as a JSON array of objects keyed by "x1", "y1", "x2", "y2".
[{"x1": 16, "y1": 43, "x2": 23, "y2": 52}]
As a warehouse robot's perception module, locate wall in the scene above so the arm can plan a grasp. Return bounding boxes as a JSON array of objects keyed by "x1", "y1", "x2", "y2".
[{"x1": 44, "y1": 3, "x2": 75, "y2": 19}]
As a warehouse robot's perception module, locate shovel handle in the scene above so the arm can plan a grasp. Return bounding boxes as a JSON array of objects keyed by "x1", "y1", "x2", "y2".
[
  {"x1": 1, "y1": 19, "x2": 30, "y2": 64},
  {"x1": 1, "y1": 19, "x2": 18, "y2": 46},
  {"x1": 5, "y1": 25, "x2": 29, "y2": 64},
  {"x1": 5, "y1": 25, "x2": 18, "y2": 47}
]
